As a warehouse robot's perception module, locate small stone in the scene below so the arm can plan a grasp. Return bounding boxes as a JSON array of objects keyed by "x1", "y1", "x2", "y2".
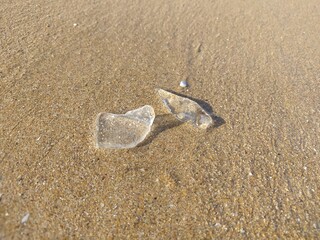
[
  {"x1": 180, "y1": 80, "x2": 188, "y2": 88},
  {"x1": 214, "y1": 223, "x2": 221, "y2": 227}
]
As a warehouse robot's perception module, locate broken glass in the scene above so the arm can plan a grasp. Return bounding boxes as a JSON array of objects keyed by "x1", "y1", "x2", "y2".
[
  {"x1": 157, "y1": 89, "x2": 213, "y2": 129},
  {"x1": 95, "y1": 105, "x2": 155, "y2": 149}
]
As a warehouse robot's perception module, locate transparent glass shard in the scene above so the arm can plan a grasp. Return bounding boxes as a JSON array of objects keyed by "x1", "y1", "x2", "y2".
[
  {"x1": 95, "y1": 105, "x2": 155, "y2": 149},
  {"x1": 157, "y1": 89, "x2": 213, "y2": 129}
]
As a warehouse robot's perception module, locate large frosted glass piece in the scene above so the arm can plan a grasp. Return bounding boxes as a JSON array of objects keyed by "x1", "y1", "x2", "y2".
[
  {"x1": 95, "y1": 105, "x2": 155, "y2": 149},
  {"x1": 157, "y1": 89, "x2": 213, "y2": 129}
]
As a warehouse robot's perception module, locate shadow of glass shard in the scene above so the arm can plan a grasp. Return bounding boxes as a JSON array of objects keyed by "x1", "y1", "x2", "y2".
[
  {"x1": 95, "y1": 105, "x2": 155, "y2": 149},
  {"x1": 157, "y1": 89, "x2": 213, "y2": 129}
]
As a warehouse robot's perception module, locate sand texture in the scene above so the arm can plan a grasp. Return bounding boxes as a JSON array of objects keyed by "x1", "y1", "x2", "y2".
[{"x1": 1, "y1": 0, "x2": 320, "y2": 239}]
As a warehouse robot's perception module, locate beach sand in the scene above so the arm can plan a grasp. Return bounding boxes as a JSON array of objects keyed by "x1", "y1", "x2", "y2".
[{"x1": 1, "y1": 0, "x2": 319, "y2": 238}]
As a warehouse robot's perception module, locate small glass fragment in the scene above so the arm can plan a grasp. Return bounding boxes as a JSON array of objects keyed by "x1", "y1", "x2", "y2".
[
  {"x1": 21, "y1": 213, "x2": 30, "y2": 224},
  {"x1": 157, "y1": 89, "x2": 213, "y2": 129},
  {"x1": 95, "y1": 105, "x2": 155, "y2": 149}
]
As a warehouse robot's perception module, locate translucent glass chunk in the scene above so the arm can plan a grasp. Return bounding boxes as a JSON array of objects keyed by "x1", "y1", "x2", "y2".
[
  {"x1": 157, "y1": 89, "x2": 213, "y2": 129},
  {"x1": 95, "y1": 105, "x2": 155, "y2": 149}
]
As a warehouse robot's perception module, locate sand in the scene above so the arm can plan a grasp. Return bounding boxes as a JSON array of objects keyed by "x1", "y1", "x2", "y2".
[{"x1": 1, "y1": 0, "x2": 320, "y2": 239}]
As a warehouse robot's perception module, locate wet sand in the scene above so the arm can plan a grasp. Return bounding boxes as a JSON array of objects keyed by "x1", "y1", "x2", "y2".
[{"x1": 1, "y1": 0, "x2": 320, "y2": 239}]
